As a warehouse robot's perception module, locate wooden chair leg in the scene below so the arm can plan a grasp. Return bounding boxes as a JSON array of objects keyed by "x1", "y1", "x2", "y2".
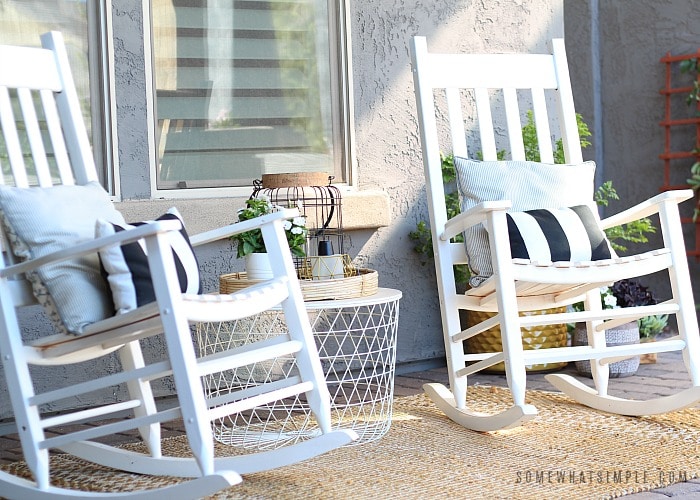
[{"x1": 119, "y1": 341, "x2": 161, "y2": 457}]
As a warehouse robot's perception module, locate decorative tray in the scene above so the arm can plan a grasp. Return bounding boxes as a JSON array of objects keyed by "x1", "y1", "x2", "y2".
[{"x1": 220, "y1": 268, "x2": 378, "y2": 302}]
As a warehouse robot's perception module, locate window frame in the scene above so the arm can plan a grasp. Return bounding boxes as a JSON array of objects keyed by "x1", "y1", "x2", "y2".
[
  {"x1": 90, "y1": 0, "x2": 119, "y2": 198},
  {"x1": 142, "y1": 0, "x2": 356, "y2": 200}
]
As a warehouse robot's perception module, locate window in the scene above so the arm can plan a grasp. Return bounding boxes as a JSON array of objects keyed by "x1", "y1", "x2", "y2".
[
  {"x1": 0, "y1": 0, "x2": 115, "y2": 191},
  {"x1": 150, "y1": 0, "x2": 352, "y2": 192}
]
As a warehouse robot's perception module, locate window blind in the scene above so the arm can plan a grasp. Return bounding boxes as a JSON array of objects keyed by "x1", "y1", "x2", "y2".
[{"x1": 153, "y1": 0, "x2": 340, "y2": 189}]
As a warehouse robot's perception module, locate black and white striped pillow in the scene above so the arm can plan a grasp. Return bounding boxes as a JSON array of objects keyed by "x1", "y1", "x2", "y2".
[
  {"x1": 96, "y1": 207, "x2": 201, "y2": 314},
  {"x1": 506, "y1": 205, "x2": 612, "y2": 262}
]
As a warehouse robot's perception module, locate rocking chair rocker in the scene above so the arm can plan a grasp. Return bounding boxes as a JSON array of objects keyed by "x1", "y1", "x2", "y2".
[
  {"x1": 410, "y1": 36, "x2": 700, "y2": 432},
  {"x1": 0, "y1": 32, "x2": 355, "y2": 498}
]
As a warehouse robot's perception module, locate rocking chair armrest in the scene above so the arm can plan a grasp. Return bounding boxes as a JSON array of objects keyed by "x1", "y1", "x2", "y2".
[
  {"x1": 599, "y1": 189, "x2": 693, "y2": 230},
  {"x1": 442, "y1": 200, "x2": 511, "y2": 242},
  {"x1": 0, "y1": 219, "x2": 182, "y2": 279},
  {"x1": 189, "y1": 208, "x2": 300, "y2": 247}
]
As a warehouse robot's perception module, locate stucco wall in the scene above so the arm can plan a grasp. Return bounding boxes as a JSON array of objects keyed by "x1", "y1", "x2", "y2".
[{"x1": 564, "y1": 0, "x2": 700, "y2": 309}]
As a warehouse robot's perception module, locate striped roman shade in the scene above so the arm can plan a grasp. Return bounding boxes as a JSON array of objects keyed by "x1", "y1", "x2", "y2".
[
  {"x1": 152, "y1": 0, "x2": 338, "y2": 189},
  {"x1": 454, "y1": 158, "x2": 604, "y2": 287}
]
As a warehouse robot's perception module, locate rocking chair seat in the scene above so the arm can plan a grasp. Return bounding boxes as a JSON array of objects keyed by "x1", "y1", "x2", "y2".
[
  {"x1": 462, "y1": 248, "x2": 673, "y2": 312},
  {"x1": 26, "y1": 276, "x2": 291, "y2": 363}
]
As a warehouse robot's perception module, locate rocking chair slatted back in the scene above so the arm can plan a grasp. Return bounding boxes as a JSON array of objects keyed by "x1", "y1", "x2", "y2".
[{"x1": 0, "y1": 34, "x2": 93, "y2": 188}]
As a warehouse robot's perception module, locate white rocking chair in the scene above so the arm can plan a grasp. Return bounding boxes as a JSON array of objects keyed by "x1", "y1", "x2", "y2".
[
  {"x1": 410, "y1": 36, "x2": 700, "y2": 432},
  {"x1": 0, "y1": 32, "x2": 355, "y2": 498}
]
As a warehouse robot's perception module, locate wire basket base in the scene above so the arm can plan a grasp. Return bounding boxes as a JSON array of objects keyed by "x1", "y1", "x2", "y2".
[{"x1": 196, "y1": 290, "x2": 401, "y2": 449}]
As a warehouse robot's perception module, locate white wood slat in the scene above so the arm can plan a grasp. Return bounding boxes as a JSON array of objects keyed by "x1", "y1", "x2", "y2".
[
  {"x1": 457, "y1": 352, "x2": 505, "y2": 377},
  {"x1": 17, "y1": 88, "x2": 52, "y2": 186},
  {"x1": 40, "y1": 400, "x2": 142, "y2": 429},
  {"x1": 0, "y1": 45, "x2": 61, "y2": 90},
  {"x1": 206, "y1": 375, "x2": 302, "y2": 409},
  {"x1": 29, "y1": 359, "x2": 172, "y2": 406},
  {"x1": 42, "y1": 407, "x2": 182, "y2": 450},
  {"x1": 208, "y1": 382, "x2": 315, "y2": 422},
  {"x1": 551, "y1": 38, "x2": 583, "y2": 164},
  {"x1": 197, "y1": 338, "x2": 303, "y2": 377},
  {"x1": 40, "y1": 31, "x2": 99, "y2": 185},
  {"x1": 446, "y1": 87, "x2": 468, "y2": 158},
  {"x1": 452, "y1": 313, "x2": 501, "y2": 343},
  {"x1": 424, "y1": 53, "x2": 558, "y2": 90},
  {"x1": 0, "y1": 87, "x2": 28, "y2": 186},
  {"x1": 474, "y1": 88, "x2": 497, "y2": 160},
  {"x1": 503, "y1": 87, "x2": 525, "y2": 160},
  {"x1": 531, "y1": 87, "x2": 554, "y2": 163},
  {"x1": 39, "y1": 88, "x2": 74, "y2": 185}
]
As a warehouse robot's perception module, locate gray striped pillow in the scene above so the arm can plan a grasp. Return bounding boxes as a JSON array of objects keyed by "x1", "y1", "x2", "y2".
[
  {"x1": 0, "y1": 182, "x2": 126, "y2": 334},
  {"x1": 454, "y1": 158, "x2": 601, "y2": 287}
]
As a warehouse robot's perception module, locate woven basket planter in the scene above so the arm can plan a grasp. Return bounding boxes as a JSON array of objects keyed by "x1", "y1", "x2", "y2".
[
  {"x1": 220, "y1": 268, "x2": 378, "y2": 301},
  {"x1": 466, "y1": 307, "x2": 568, "y2": 373}
]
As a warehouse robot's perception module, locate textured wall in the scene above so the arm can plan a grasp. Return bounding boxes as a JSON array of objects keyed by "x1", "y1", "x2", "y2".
[
  {"x1": 565, "y1": 0, "x2": 700, "y2": 307},
  {"x1": 351, "y1": 0, "x2": 564, "y2": 367},
  {"x1": 112, "y1": 1, "x2": 152, "y2": 199}
]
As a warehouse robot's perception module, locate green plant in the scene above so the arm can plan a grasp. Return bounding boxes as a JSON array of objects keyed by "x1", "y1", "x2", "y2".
[
  {"x1": 232, "y1": 195, "x2": 308, "y2": 258},
  {"x1": 638, "y1": 314, "x2": 669, "y2": 339},
  {"x1": 570, "y1": 279, "x2": 669, "y2": 338},
  {"x1": 611, "y1": 278, "x2": 668, "y2": 339},
  {"x1": 594, "y1": 181, "x2": 656, "y2": 253},
  {"x1": 521, "y1": 110, "x2": 592, "y2": 163},
  {"x1": 410, "y1": 112, "x2": 656, "y2": 283}
]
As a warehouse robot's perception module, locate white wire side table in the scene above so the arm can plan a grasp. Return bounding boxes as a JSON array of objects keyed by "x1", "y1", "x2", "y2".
[{"x1": 196, "y1": 287, "x2": 401, "y2": 449}]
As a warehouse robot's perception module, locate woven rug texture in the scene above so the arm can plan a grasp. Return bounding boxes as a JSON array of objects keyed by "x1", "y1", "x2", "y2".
[{"x1": 3, "y1": 386, "x2": 700, "y2": 499}]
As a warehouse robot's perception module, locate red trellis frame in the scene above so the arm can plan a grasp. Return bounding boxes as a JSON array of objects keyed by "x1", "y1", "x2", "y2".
[{"x1": 659, "y1": 49, "x2": 700, "y2": 259}]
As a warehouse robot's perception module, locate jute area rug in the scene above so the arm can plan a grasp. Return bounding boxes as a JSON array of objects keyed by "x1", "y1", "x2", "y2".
[{"x1": 4, "y1": 386, "x2": 700, "y2": 499}]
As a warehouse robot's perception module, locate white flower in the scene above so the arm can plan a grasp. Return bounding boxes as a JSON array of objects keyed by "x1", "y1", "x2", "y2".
[
  {"x1": 296, "y1": 200, "x2": 304, "y2": 210},
  {"x1": 291, "y1": 226, "x2": 303, "y2": 235},
  {"x1": 282, "y1": 220, "x2": 292, "y2": 231},
  {"x1": 256, "y1": 193, "x2": 270, "y2": 203},
  {"x1": 603, "y1": 294, "x2": 618, "y2": 309},
  {"x1": 292, "y1": 216, "x2": 306, "y2": 227}
]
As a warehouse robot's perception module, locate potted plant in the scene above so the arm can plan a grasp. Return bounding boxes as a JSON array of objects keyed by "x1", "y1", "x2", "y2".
[
  {"x1": 612, "y1": 278, "x2": 668, "y2": 364},
  {"x1": 232, "y1": 194, "x2": 308, "y2": 279},
  {"x1": 572, "y1": 278, "x2": 668, "y2": 376}
]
